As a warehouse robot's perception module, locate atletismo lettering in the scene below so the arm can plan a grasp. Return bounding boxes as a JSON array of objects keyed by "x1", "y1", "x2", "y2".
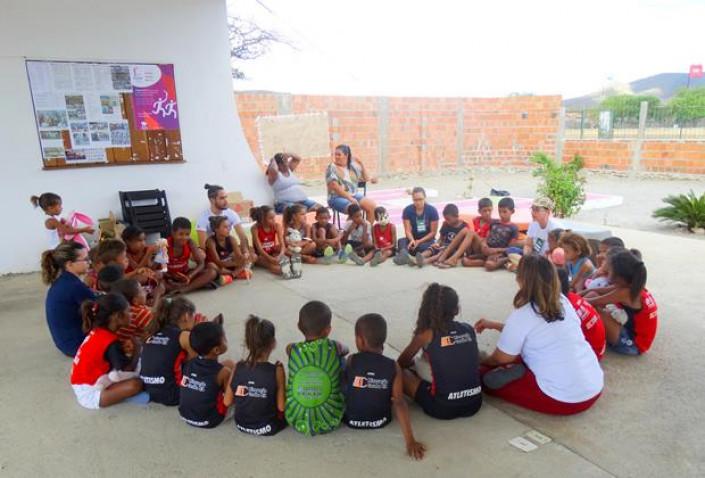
[
  {"x1": 237, "y1": 423, "x2": 273, "y2": 436},
  {"x1": 140, "y1": 375, "x2": 165, "y2": 385},
  {"x1": 349, "y1": 417, "x2": 388, "y2": 428},
  {"x1": 447, "y1": 386, "x2": 481, "y2": 400}
]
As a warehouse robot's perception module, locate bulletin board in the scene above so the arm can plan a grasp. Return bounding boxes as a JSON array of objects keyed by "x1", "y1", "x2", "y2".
[
  {"x1": 26, "y1": 60, "x2": 184, "y2": 169},
  {"x1": 256, "y1": 112, "x2": 330, "y2": 164}
]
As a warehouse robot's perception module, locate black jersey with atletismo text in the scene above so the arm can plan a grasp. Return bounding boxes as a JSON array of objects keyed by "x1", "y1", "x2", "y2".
[
  {"x1": 178, "y1": 357, "x2": 226, "y2": 429},
  {"x1": 231, "y1": 361, "x2": 282, "y2": 436},
  {"x1": 344, "y1": 352, "x2": 397, "y2": 429},
  {"x1": 424, "y1": 321, "x2": 482, "y2": 407},
  {"x1": 139, "y1": 325, "x2": 185, "y2": 406}
]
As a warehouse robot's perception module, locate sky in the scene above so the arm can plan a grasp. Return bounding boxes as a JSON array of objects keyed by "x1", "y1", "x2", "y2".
[{"x1": 227, "y1": 0, "x2": 705, "y2": 99}]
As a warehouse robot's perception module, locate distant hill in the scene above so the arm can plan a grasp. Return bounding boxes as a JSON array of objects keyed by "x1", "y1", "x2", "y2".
[{"x1": 563, "y1": 73, "x2": 705, "y2": 109}]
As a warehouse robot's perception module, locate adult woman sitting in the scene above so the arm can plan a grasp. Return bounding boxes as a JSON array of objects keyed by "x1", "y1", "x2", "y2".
[
  {"x1": 475, "y1": 254, "x2": 603, "y2": 415},
  {"x1": 42, "y1": 241, "x2": 95, "y2": 357},
  {"x1": 325, "y1": 144, "x2": 376, "y2": 222},
  {"x1": 394, "y1": 187, "x2": 439, "y2": 265},
  {"x1": 267, "y1": 152, "x2": 321, "y2": 214}
]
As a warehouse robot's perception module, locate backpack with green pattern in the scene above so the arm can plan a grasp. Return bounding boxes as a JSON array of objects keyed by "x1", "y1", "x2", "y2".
[{"x1": 285, "y1": 338, "x2": 344, "y2": 436}]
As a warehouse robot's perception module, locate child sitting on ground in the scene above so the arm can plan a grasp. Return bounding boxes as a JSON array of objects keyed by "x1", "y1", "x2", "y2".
[
  {"x1": 559, "y1": 232, "x2": 595, "y2": 292},
  {"x1": 139, "y1": 297, "x2": 198, "y2": 406},
  {"x1": 70, "y1": 293, "x2": 143, "y2": 409},
  {"x1": 586, "y1": 250, "x2": 657, "y2": 356},
  {"x1": 584, "y1": 236, "x2": 625, "y2": 290},
  {"x1": 110, "y1": 279, "x2": 156, "y2": 350},
  {"x1": 472, "y1": 197, "x2": 494, "y2": 241},
  {"x1": 397, "y1": 283, "x2": 483, "y2": 420},
  {"x1": 122, "y1": 226, "x2": 165, "y2": 305},
  {"x1": 422, "y1": 203, "x2": 471, "y2": 268},
  {"x1": 546, "y1": 228, "x2": 566, "y2": 266},
  {"x1": 205, "y1": 216, "x2": 252, "y2": 284},
  {"x1": 224, "y1": 315, "x2": 287, "y2": 436},
  {"x1": 85, "y1": 239, "x2": 129, "y2": 290},
  {"x1": 31, "y1": 192, "x2": 94, "y2": 248},
  {"x1": 284, "y1": 204, "x2": 317, "y2": 265},
  {"x1": 165, "y1": 217, "x2": 218, "y2": 294},
  {"x1": 344, "y1": 313, "x2": 425, "y2": 460},
  {"x1": 286, "y1": 300, "x2": 348, "y2": 436},
  {"x1": 179, "y1": 322, "x2": 235, "y2": 429},
  {"x1": 463, "y1": 197, "x2": 519, "y2": 271},
  {"x1": 342, "y1": 204, "x2": 375, "y2": 266},
  {"x1": 557, "y1": 268, "x2": 606, "y2": 360},
  {"x1": 96, "y1": 264, "x2": 124, "y2": 294},
  {"x1": 370, "y1": 206, "x2": 396, "y2": 267},
  {"x1": 250, "y1": 206, "x2": 288, "y2": 277},
  {"x1": 311, "y1": 206, "x2": 343, "y2": 264},
  {"x1": 524, "y1": 197, "x2": 559, "y2": 257}
]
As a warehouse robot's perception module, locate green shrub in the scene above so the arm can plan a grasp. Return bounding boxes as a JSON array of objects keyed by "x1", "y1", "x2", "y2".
[
  {"x1": 652, "y1": 190, "x2": 705, "y2": 231},
  {"x1": 531, "y1": 152, "x2": 586, "y2": 218}
]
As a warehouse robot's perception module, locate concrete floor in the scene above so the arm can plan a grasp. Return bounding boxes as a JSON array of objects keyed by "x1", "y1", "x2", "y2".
[{"x1": 2, "y1": 172, "x2": 704, "y2": 477}]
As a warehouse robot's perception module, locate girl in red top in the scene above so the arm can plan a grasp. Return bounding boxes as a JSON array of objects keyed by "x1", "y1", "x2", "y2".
[
  {"x1": 371, "y1": 207, "x2": 397, "y2": 266},
  {"x1": 122, "y1": 225, "x2": 165, "y2": 305},
  {"x1": 205, "y1": 216, "x2": 253, "y2": 284},
  {"x1": 557, "y1": 268, "x2": 606, "y2": 360},
  {"x1": 250, "y1": 206, "x2": 287, "y2": 276},
  {"x1": 70, "y1": 293, "x2": 142, "y2": 409},
  {"x1": 586, "y1": 250, "x2": 657, "y2": 355},
  {"x1": 165, "y1": 217, "x2": 217, "y2": 294}
]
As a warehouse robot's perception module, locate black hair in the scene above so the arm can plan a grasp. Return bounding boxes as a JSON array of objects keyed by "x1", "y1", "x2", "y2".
[
  {"x1": 283, "y1": 204, "x2": 305, "y2": 226},
  {"x1": 601, "y1": 236, "x2": 625, "y2": 249},
  {"x1": 250, "y1": 205, "x2": 273, "y2": 226},
  {"x1": 121, "y1": 225, "x2": 145, "y2": 243},
  {"x1": 442, "y1": 203, "x2": 459, "y2": 217},
  {"x1": 498, "y1": 197, "x2": 515, "y2": 210},
  {"x1": 204, "y1": 183, "x2": 224, "y2": 200},
  {"x1": 41, "y1": 241, "x2": 85, "y2": 284},
  {"x1": 172, "y1": 217, "x2": 192, "y2": 232},
  {"x1": 415, "y1": 283, "x2": 459, "y2": 335},
  {"x1": 478, "y1": 198, "x2": 493, "y2": 210},
  {"x1": 610, "y1": 250, "x2": 647, "y2": 301},
  {"x1": 80, "y1": 293, "x2": 129, "y2": 333},
  {"x1": 315, "y1": 206, "x2": 330, "y2": 218},
  {"x1": 355, "y1": 313, "x2": 387, "y2": 349},
  {"x1": 629, "y1": 248, "x2": 642, "y2": 260},
  {"x1": 94, "y1": 239, "x2": 126, "y2": 266},
  {"x1": 190, "y1": 321, "x2": 225, "y2": 356},
  {"x1": 374, "y1": 206, "x2": 387, "y2": 221},
  {"x1": 348, "y1": 203, "x2": 362, "y2": 216},
  {"x1": 272, "y1": 153, "x2": 286, "y2": 167},
  {"x1": 98, "y1": 264, "x2": 124, "y2": 289},
  {"x1": 154, "y1": 296, "x2": 196, "y2": 330},
  {"x1": 335, "y1": 144, "x2": 353, "y2": 169},
  {"x1": 548, "y1": 228, "x2": 564, "y2": 242},
  {"x1": 411, "y1": 186, "x2": 426, "y2": 197},
  {"x1": 209, "y1": 215, "x2": 229, "y2": 233},
  {"x1": 244, "y1": 315, "x2": 276, "y2": 366},
  {"x1": 299, "y1": 300, "x2": 332, "y2": 336},
  {"x1": 557, "y1": 267, "x2": 570, "y2": 295},
  {"x1": 110, "y1": 278, "x2": 141, "y2": 303},
  {"x1": 30, "y1": 192, "x2": 61, "y2": 211}
]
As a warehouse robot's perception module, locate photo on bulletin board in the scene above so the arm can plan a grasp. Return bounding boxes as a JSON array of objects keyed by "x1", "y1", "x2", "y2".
[{"x1": 26, "y1": 60, "x2": 185, "y2": 169}]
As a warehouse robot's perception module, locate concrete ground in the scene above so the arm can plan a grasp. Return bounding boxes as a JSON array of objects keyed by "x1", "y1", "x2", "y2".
[{"x1": 1, "y1": 173, "x2": 704, "y2": 477}]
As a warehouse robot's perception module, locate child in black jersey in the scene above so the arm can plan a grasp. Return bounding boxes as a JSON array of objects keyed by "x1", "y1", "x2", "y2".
[
  {"x1": 224, "y1": 315, "x2": 286, "y2": 436},
  {"x1": 398, "y1": 283, "x2": 482, "y2": 420},
  {"x1": 345, "y1": 314, "x2": 426, "y2": 460},
  {"x1": 139, "y1": 297, "x2": 198, "y2": 405},
  {"x1": 179, "y1": 322, "x2": 235, "y2": 428}
]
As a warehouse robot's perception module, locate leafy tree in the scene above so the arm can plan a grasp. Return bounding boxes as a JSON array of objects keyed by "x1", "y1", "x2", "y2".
[
  {"x1": 600, "y1": 95, "x2": 660, "y2": 119},
  {"x1": 669, "y1": 87, "x2": 705, "y2": 123}
]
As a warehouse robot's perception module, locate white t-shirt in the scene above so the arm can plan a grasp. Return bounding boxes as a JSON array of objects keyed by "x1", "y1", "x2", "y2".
[
  {"x1": 496, "y1": 295, "x2": 603, "y2": 403},
  {"x1": 527, "y1": 218, "x2": 557, "y2": 255},
  {"x1": 196, "y1": 208, "x2": 242, "y2": 236}
]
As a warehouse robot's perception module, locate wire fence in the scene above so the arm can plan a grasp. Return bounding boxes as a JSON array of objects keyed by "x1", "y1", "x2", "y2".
[{"x1": 564, "y1": 105, "x2": 705, "y2": 140}]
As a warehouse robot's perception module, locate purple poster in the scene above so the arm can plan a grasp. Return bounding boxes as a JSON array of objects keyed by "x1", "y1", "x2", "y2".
[{"x1": 131, "y1": 64, "x2": 180, "y2": 130}]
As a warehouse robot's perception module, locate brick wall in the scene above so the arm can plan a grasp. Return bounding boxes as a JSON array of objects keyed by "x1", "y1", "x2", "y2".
[{"x1": 235, "y1": 92, "x2": 561, "y2": 180}]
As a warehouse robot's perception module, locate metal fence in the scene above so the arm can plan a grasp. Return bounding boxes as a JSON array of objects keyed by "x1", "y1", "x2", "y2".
[{"x1": 564, "y1": 104, "x2": 705, "y2": 140}]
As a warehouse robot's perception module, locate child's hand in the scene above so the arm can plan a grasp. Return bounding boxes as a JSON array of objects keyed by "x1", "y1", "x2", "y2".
[
  {"x1": 474, "y1": 318, "x2": 500, "y2": 333},
  {"x1": 406, "y1": 440, "x2": 426, "y2": 460},
  {"x1": 82, "y1": 227, "x2": 95, "y2": 234},
  {"x1": 408, "y1": 239, "x2": 417, "y2": 251}
]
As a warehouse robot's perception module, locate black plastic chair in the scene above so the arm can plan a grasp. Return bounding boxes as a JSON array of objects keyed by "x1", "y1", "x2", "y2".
[
  {"x1": 119, "y1": 189, "x2": 172, "y2": 237},
  {"x1": 334, "y1": 181, "x2": 368, "y2": 229}
]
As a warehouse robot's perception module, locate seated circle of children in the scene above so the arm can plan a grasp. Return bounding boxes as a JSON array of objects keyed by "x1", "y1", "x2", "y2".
[
  {"x1": 585, "y1": 249, "x2": 657, "y2": 356},
  {"x1": 558, "y1": 232, "x2": 595, "y2": 293},
  {"x1": 166, "y1": 217, "x2": 218, "y2": 294},
  {"x1": 345, "y1": 313, "x2": 425, "y2": 460},
  {"x1": 250, "y1": 205, "x2": 288, "y2": 277},
  {"x1": 463, "y1": 197, "x2": 520, "y2": 271},
  {"x1": 395, "y1": 187, "x2": 439, "y2": 265},
  {"x1": 139, "y1": 297, "x2": 198, "y2": 406},
  {"x1": 224, "y1": 316, "x2": 287, "y2": 436},
  {"x1": 32, "y1": 192, "x2": 95, "y2": 248},
  {"x1": 370, "y1": 206, "x2": 397, "y2": 266},
  {"x1": 285, "y1": 301, "x2": 347, "y2": 436},
  {"x1": 178, "y1": 321, "x2": 235, "y2": 428},
  {"x1": 342, "y1": 204, "x2": 375, "y2": 265},
  {"x1": 557, "y1": 268, "x2": 606, "y2": 360},
  {"x1": 397, "y1": 283, "x2": 483, "y2": 420},
  {"x1": 420, "y1": 203, "x2": 472, "y2": 268},
  {"x1": 205, "y1": 215, "x2": 253, "y2": 284},
  {"x1": 70, "y1": 293, "x2": 143, "y2": 409},
  {"x1": 476, "y1": 254, "x2": 604, "y2": 415}
]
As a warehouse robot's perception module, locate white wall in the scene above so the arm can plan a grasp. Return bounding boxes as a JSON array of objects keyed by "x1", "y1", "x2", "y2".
[{"x1": 0, "y1": 0, "x2": 270, "y2": 273}]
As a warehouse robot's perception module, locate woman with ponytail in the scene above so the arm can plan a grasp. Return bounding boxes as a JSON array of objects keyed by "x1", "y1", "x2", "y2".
[
  {"x1": 397, "y1": 283, "x2": 482, "y2": 420},
  {"x1": 70, "y1": 293, "x2": 143, "y2": 409},
  {"x1": 325, "y1": 144, "x2": 377, "y2": 223},
  {"x1": 224, "y1": 315, "x2": 286, "y2": 436},
  {"x1": 586, "y1": 249, "x2": 657, "y2": 355},
  {"x1": 42, "y1": 241, "x2": 96, "y2": 356}
]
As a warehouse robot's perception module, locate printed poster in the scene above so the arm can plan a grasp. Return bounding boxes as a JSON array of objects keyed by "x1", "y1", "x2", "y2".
[{"x1": 131, "y1": 64, "x2": 180, "y2": 130}]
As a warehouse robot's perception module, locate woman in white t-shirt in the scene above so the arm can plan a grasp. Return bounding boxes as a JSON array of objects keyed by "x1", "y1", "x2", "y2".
[{"x1": 475, "y1": 254, "x2": 603, "y2": 415}]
